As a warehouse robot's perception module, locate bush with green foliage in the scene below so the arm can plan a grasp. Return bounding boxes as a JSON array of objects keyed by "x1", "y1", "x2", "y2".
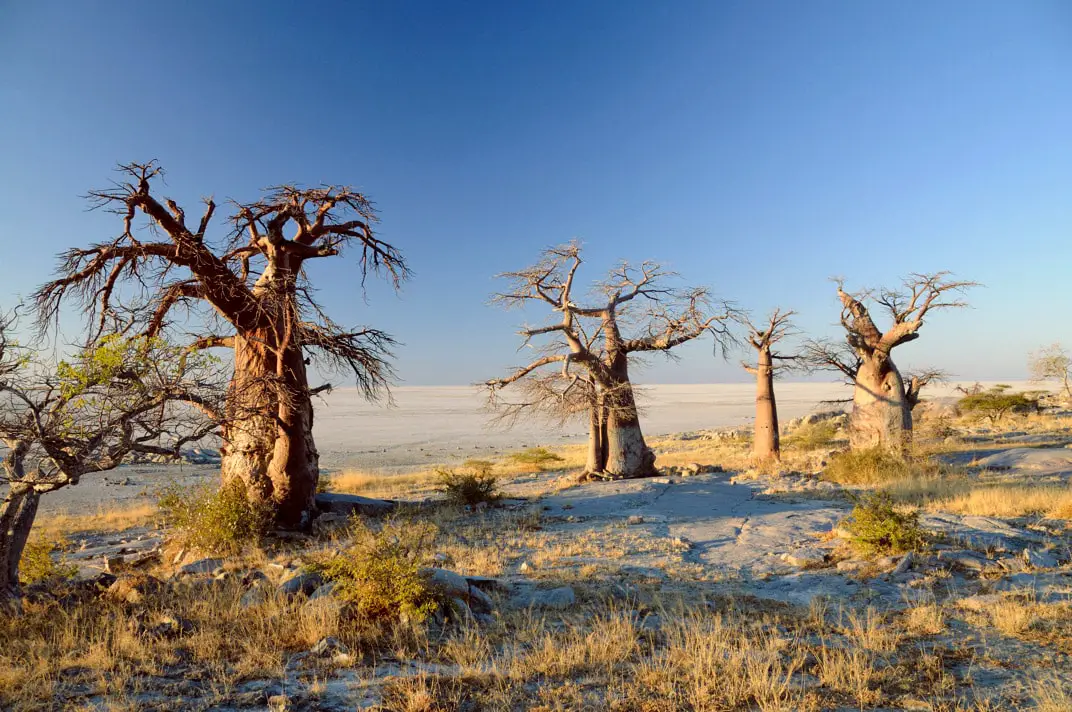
[
  {"x1": 436, "y1": 461, "x2": 501, "y2": 506},
  {"x1": 843, "y1": 492, "x2": 926, "y2": 557},
  {"x1": 157, "y1": 480, "x2": 272, "y2": 555},
  {"x1": 507, "y1": 447, "x2": 564, "y2": 469},
  {"x1": 18, "y1": 538, "x2": 79, "y2": 585},
  {"x1": 315, "y1": 519, "x2": 441, "y2": 623},
  {"x1": 957, "y1": 385, "x2": 1040, "y2": 424}
]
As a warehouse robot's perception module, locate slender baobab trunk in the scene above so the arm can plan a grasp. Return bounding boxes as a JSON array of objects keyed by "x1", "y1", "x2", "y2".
[
  {"x1": 601, "y1": 355, "x2": 656, "y2": 478},
  {"x1": 753, "y1": 347, "x2": 780, "y2": 461},
  {"x1": 850, "y1": 356, "x2": 911, "y2": 450}
]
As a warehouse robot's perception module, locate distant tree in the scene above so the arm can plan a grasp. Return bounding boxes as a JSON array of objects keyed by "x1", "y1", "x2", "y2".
[
  {"x1": 1029, "y1": 343, "x2": 1072, "y2": 403},
  {"x1": 34, "y1": 162, "x2": 406, "y2": 527},
  {"x1": 487, "y1": 242, "x2": 735, "y2": 479},
  {"x1": 805, "y1": 273, "x2": 976, "y2": 451},
  {"x1": 0, "y1": 312, "x2": 222, "y2": 603},
  {"x1": 741, "y1": 309, "x2": 796, "y2": 462},
  {"x1": 957, "y1": 384, "x2": 1040, "y2": 424}
]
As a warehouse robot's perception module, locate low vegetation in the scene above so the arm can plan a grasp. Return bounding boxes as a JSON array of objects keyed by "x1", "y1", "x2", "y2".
[
  {"x1": 18, "y1": 538, "x2": 78, "y2": 586},
  {"x1": 843, "y1": 492, "x2": 926, "y2": 557},
  {"x1": 507, "y1": 446, "x2": 564, "y2": 469},
  {"x1": 822, "y1": 446, "x2": 937, "y2": 485},
  {"x1": 435, "y1": 461, "x2": 501, "y2": 506},
  {"x1": 314, "y1": 519, "x2": 441, "y2": 623},
  {"x1": 157, "y1": 480, "x2": 272, "y2": 555},
  {"x1": 957, "y1": 384, "x2": 1041, "y2": 423},
  {"x1": 783, "y1": 419, "x2": 840, "y2": 450}
]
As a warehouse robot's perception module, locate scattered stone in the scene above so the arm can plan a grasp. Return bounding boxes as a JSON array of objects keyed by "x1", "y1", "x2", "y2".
[
  {"x1": 309, "y1": 636, "x2": 349, "y2": 657},
  {"x1": 627, "y1": 515, "x2": 645, "y2": 525},
  {"x1": 311, "y1": 512, "x2": 349, "y2": 535},
  {"x1": 278, "y1": 571, "x2": 325, "y2": 597},
  {"x1": 178, "y1": 558, "x2": 224, "y2": 576},
  {"x1": 836, "y1": 560, "x2": 864, "y2": 573},
  {"x1": 782, "y1": 548, "x2": 826, "y2": 568},
  {"x1": 423, "y1": 568, "x2": 470, "y2": 598},
  {"x1": 308, "y1": 582, "x2": 337, "y2": 600},
  {"x1": 525, "y1": 586, "x2": 576, "y2": 610},
  {"x1": 938, "y1": 549, "x2": 988, "y2": 572},
  {"x1": 1023, "y1": 548, "x2": 1059, "y2": 569},
  {"x1": 519, "y1": 560, "x2": 535, "y2": 573},
  {"x1": 892, "y1": 552, "x2": 914, "y2": 575}
]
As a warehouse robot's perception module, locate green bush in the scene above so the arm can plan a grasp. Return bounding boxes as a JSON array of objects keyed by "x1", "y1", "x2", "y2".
[
  {"x1": 157, "y1": 480, "x2": 272, "y2": 555},
  {"x1": 19, "y1": 538, "x2": 78, "y2": 585},
  {"x1": 843, "y1": 492, "x2": 926, "y2": 557},
  {"x1": 822, "y1": 447, "x2": 930, "y2": 485},
  {"x1": 507, "y1": 447, "x2": 564, "y2": 469},
  {"x1": 783, "y1": 420, "x2": 840, "y2": 450},
  {"x1": 957, "y1": 385, "x2": 1040, "y2": 424},
  {"x1": 436, "y1": 461, "x2": 501, "y2": 506},
  {"x1": 315, "y1": 519, "x2": 441, "y2": 623}
]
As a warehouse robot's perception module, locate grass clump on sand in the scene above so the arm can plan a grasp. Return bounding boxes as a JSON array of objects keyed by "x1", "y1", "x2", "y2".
[
  {"x1": 436, "y1": 460, "x2": 501, "y2": 506},
  {"x1": 315, "y1": 519, "x2": 441, "y2": 623},
  {"x1": 508, "y1": 447, "x2": 564, "y2": 470},
  {"x1": 822, "y1": 447, "x2": 937, "y2": 485},
  {"x1": 783, "y1": 420, "x2": 840, "y2": 450},
  {"x1": 157, "y1": 480, "x2": 272, "y2": 555},
  {"x1": 843, "y1": 492, "x2": 925, "y2": 557},
  {"x1": 19, "y1": 537, "x2": 78, "y2": 586}
]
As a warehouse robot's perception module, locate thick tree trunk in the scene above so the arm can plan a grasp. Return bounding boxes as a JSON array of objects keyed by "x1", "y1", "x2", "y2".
[
  {"x1": 753, "y1": 348, "x2": 780, "y2": 462},
  {"x1": 601, "y1": 358, "x2": 656, "y2": 478},
  {"x1": 220, "y1": 327, "x2": 319, "y2": 528},
  {"x1": 850, "y1": 356, "x2": 912, "y2": 451},
  {"x1": 0, "y1": 486, "x2": 40, "y2": 604}
]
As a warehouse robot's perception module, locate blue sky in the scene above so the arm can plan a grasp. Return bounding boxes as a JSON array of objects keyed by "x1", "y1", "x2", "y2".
[{"x1": 1, "y1": 1, "x2": 1070, "y2": 385}]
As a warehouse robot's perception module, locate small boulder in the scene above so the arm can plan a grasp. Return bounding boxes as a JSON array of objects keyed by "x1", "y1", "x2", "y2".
[
  {"x1": 627, "y1": 515, "x2": 645, "y2": 525},
  {"x1": 782, "y1": 548, "x2": 826, "y2": 568},
  {"x1": 422, "y1": 568, "x2": 470, "y2": 598},
  {"x1": 938, "y1": 550, "x2": 988, "y2": 572},
  {"x1": 178, "y1": 557, "x2": 224, "y2": 576},
  {"x1": 309, "y1": 636, "x2": 348, "y2": 657},
  {"x1": 527, "y1": 586, "x2": 576, "y2": 610},
  {"x1": 314, "y1": 493, "x2": 396, "y2": 517},
  {"x1": 278, "y1": 571, "x2": 325, "y2": 597}
]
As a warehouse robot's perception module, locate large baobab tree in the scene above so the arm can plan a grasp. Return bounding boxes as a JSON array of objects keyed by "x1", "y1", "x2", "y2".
[
  {"x1": 35, "y1": 162, "x2": 406, "y2": 527},
  {"x1": 1, "y1": 315, "x2": 222, "y2": 603},
  {"x1": 487, "y1": 242, "x2": 735, "y2": 479},
  {"x1": 809, "y1": 273, "x2": 976, "y2": 450},
  {"x1": 741, "y1": 309, "x2": 796, "y2": 462}
]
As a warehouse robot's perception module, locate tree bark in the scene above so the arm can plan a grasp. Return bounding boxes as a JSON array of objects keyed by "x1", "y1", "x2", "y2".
[
  {"x1": 850, "y1": 356, "x2": 912, "y2": 450},
  {"x1": 0, "y1": 485, "x2": 40, "y2": 604},
  {"x1": 601, "y1": 357, "x2": 656, "y2": 478},
  {"x1": 753, "y1": 347, "x2": 780, "y2": 461},
  {"x1": 220, "y1": 326, "x2": 319, "y2": 528},
  {"x1": 585, "y1": 397, "x2": 605, "y2": 475}
]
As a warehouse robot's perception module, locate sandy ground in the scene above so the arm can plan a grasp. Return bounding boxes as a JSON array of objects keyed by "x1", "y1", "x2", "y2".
[{"x1": 32, "y1": 380, "x2": 1032, "y2": 515}]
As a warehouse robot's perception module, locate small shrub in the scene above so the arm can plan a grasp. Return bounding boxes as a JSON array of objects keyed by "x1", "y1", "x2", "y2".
[
  {"x1": 508, "y1": 447, "x2": 564, "y2": 469},
  {"x1": 315, "y1": 519, "x2": 440, "y2": 623},
  {"x1": 783, "y1": 420, "x2": 840, "y2": 450},
  {"x1": 157, "y1": 480, "x2": 272, "y2": 555},
  {"x1": 436, "y1": 461, "x2": 501, "y2": 506},
  {"x1": 822, "y1": 447, "x2": 925, "y2": 485},
  {"x1": 19, "y1": 538, "x2": 78, "y2": 585},
  {"x1": 843, "y1": 492, "x2": 925, "y2": 557}
]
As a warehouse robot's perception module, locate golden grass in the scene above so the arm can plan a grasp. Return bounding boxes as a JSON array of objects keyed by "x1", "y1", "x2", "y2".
[
  {"x1": 886, "y1": 477, "x2": 1072, "y2": 519},
  {"x1": 34, "y1": 502, "x2": 159, "y2": 537},
  {"x1": 323, "y1": 469, "x2": 441, "y2": 498}
]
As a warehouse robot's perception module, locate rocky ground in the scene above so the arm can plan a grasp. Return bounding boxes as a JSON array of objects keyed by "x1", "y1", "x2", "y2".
[{"x1": 4, "y1": 411, "x2": 1072, "y2": 711}]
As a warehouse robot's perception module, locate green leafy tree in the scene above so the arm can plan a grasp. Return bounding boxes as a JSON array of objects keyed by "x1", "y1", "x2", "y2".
[
  {"x1": 957, "y1": 385, "x2": 1040, "y2": 424},
  {"x1": 0, "y1": 312, "x2": 223, "y2": 603}
]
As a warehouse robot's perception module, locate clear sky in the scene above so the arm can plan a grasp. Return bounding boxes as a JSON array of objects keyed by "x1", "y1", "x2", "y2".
[{"x1": 1, "y1": 1, "x2": 1070, "y2": 386}]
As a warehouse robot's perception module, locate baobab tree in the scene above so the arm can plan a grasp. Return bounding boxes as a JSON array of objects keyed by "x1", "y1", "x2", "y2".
[
  {"x1": 1029, "y1": 343, "x2": 1072, "y2": 403},
  {"x1": 1, "y1": 314, "x2": 222, "y2": 603},
  {"x1": 34, "y1": 162, "x2": 406, "y2": 526},
  {"x1": 741, "y1": 309, "x2": 796, "y2": 462},
  {"x1": 808, "y1": 273, "x2": 976, "y2": 450},
  {"x1": 487, "y1": 242, "x2": 735, "y2": 479}
]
